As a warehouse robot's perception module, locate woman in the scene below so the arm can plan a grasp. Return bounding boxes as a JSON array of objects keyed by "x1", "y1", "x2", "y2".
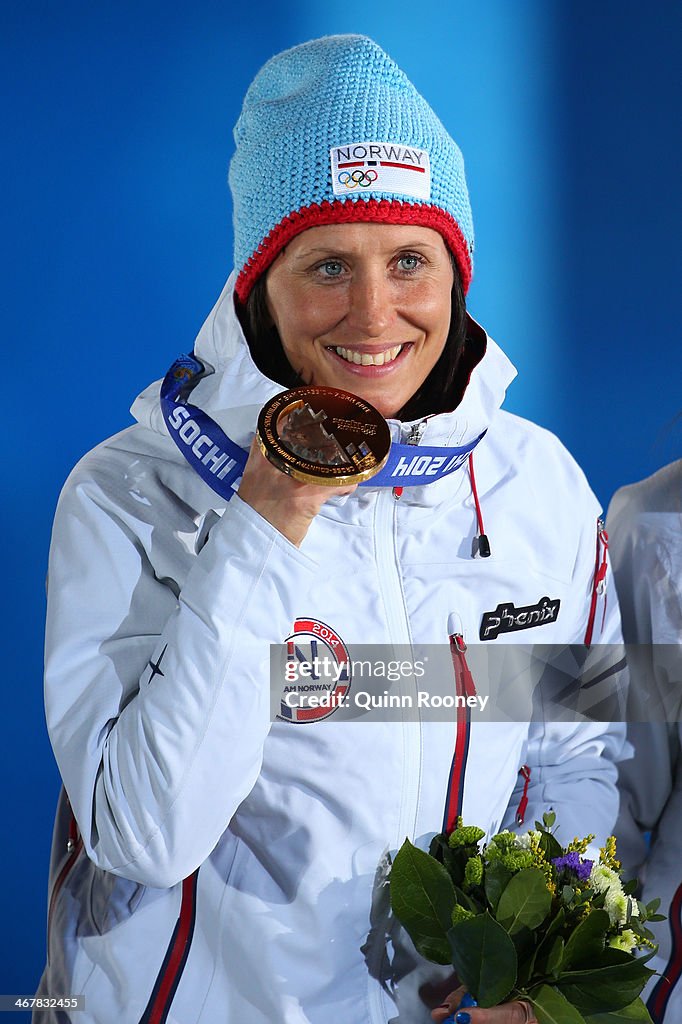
[
  {"x1": 39, "y1": 36, "x2": 626, "y2": 1024},
  {"x1": 608, "y1": 461, "x2": 682, "y2": 1024}
]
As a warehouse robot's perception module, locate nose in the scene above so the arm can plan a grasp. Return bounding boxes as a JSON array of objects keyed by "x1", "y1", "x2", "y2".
[{"x1": 345, "y1": 269, "x2": 395, "y2": 337}]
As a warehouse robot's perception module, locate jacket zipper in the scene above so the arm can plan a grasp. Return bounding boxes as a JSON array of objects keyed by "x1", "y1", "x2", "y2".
[
  {"x1": 371, "y1": 429, "x2": 423, "y2": 1024},
  {"x1": 443, "y1": 630, "x2": 477, "y2": 833},
  {"x1": 374, "y1": 487, "x2": 422, "y2": 843},
  {"x1": 584, "y1": 519, "x2": 609, "y2": 646},
  {"x1": 138, "y1": 870, "x2": 200, "y2": 1024},
  {"x1": 47, "y1": 803, "x2": 82, "y2": 965}
]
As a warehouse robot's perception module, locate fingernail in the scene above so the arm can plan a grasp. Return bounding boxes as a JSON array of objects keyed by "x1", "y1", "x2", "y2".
[
  {"x1": 459, "y1": 993, "x2": 478, "y2": 1007},
  {"x1": 455, "y1": 1013, "x2": 472, "y2": 1024}
]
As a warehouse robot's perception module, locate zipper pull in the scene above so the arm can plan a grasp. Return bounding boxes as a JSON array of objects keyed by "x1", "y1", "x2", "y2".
[
  {"x1": 447, "y1": 614, "x2": 477, "y2": 698},
  {"x1": 443, "y1": 614, "x2": 477, "y2": 833},
  {"x1": 595, "y1": 520, "x2": 609, "y2": 594},
  {"x1": 468, "y1": 453, "x2": 491, "y2": 558},
  {"x1": 516, "y1": 764, "x2": 532, "y2": 825},
  {"x1": 584, "y1": 518, "x2": 610, "y2": 646}
]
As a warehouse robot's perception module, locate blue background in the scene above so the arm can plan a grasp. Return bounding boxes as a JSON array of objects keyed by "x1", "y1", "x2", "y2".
[{"x1": 3, "y1": 0, "x2": 680, "y2": 1007}]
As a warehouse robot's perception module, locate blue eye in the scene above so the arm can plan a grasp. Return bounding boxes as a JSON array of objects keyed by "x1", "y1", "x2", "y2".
[
  {"x1": 398, "y1": 254, "x2": 421, "y2": 272},
  {"x1": 320, "y1": 261, "x2": 343, "y2": 277}
]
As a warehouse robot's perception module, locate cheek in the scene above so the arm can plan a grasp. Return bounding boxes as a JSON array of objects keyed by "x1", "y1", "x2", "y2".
[
  {"x1": 417, "y1": 290, "x2": 452, "y2": 344},
  {"x1": 279, "y1": 290, "x2": 345, "y2": 342},
  {"x1": 407, "y1": 276, "x2": 452, "y2": 319},
  {"x1": 304, "y1": 290, "x2": 348, "y2": 333}
]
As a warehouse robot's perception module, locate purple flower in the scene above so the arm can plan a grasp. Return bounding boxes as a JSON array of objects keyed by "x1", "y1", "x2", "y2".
[
  {"x1": 552, "y1": 852, "x2": 594, "y2": 881},
  {"x1": 575, "y1": 858, "x2": 594, "y2": 881}
]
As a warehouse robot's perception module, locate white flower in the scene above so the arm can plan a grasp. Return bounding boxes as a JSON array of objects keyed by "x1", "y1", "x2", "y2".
[
  {"x1": 589, "y1": 863, "x2": 639, "y2": 925},
  {"x1": 590, "y1": 863, "x2": 621, "y2": 895},
  {"x1": 609, "y1": 929, "x2": 637, "y2": 953},
  {"x1": 605, "y1": 888, "x2": 629, "y2": 925},
  {"x1": 516, "y1": 830, "x2": 540, "y2": 850}
]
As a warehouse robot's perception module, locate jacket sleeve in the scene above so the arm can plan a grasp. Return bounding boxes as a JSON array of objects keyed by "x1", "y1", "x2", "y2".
[
  {"x1": 501, "y1": 512, "x2": 629, "y2": 848},
  {"x1": 607, "y1": 487, "x2": 681, "y2": 872},
  {"x1": 607, "y1": 481, "x2": 682, "y2": 1021},
  {"x1": 45, "y1": 467, "x2": 317, "y2": 888}
]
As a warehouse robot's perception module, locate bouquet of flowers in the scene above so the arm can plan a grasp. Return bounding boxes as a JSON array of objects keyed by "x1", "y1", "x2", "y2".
[{"x1": 390, "y1": 813, "x2": 663, "y2": 1023}]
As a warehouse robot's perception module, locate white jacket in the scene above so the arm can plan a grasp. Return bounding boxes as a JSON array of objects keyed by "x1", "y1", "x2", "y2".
[
  {"x1": 608, "y1": 462, "x2": 682, "y2": 1024},
  {"x1": 39, "y1": 275, "x2": 627, "y2": 1024}
]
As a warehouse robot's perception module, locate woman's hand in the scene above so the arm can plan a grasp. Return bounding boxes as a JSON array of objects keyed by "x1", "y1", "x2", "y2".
[
  {"x1": 237, "y1": 438, "x2": 357, "y2": 547},
  {"x1": 432, "y1": 986, "x2": 535, "y2": 1023}
]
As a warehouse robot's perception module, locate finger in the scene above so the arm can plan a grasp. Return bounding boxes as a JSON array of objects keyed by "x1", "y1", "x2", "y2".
[
  {"x1": 449, "y1": 999, "x2": 534, "y2": 1023},
  {"x1": 328, "y1": 483, "x2": 358, "y2": 497},
  {"x1": 430, "y1": 985, "x2": 466, "y2": 1021}
]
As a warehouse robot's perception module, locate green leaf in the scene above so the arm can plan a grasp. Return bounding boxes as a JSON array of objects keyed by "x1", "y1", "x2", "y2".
[
  {"x1": 484, "y1": 859, "x2": 512, "y2": 912},
  {"x1": 390, "y1": 839, "x2": 456, "y2": 965},
  {"x1": 544, "y1": 905, "x2": 567, "y2": 940},
  {"x1": 583, "y1": 996, "x2": 654, "y2": 1022},
  {"x1": 428, "y1": 831, "x2": 448, "y2": 860},
  {"x1": 452, "y1": 883, "x2": 481, "y2": 914},
  {"x1": 429, "y1": 831, "x2": 470, "y2": 888},
  {"x1": 539, "y1": 829, "x2": 563, "y2": 860},
  {"x1": 563, "y1": 885, "x2": 575, "y2": 904},
  {"x1": 523, "y1": 907, "x2": 566, "y2": 986},
  {"x1": 645, "y1": 897, "x2": 661, "y2": 916},
  {"x1": 562, "y1": 909, "x2": 609, "y2": 970},
  {"x1": 510, "y1": 923, "x2": 537, "y2": 964},
  {"x1": 528, "y1": 983, "x2": 587, "y2": 1024},
  {"x1": 556, "y1": 951, "x2": 656, "y2": 1014},
  {"x1": 546, "y1": 935, "x2": 566, "y2": 978},
  {"x1": 448, "y1": 912, "x2": 517, "y2": 1007},
  {"x1": 497, "y1": 868, "x2": 552, "y2": 935}
]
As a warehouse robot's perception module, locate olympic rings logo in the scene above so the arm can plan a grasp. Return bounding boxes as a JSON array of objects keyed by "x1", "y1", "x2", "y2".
[{"x1": 337, "y1": 169, "x2": 378, "y2": 189}]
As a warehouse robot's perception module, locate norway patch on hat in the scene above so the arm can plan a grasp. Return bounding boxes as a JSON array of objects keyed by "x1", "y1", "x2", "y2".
[{"x1": 330, "y1": 141, "x2": 431, "y2": 200}]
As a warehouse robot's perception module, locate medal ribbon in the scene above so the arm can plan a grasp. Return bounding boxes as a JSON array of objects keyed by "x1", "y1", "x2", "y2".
[{"x1": 160, "y1": 354, "x2": 485, "y2": 503}]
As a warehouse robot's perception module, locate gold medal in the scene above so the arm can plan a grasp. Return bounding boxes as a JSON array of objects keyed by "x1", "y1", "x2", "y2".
[{"x1": 256, "y1": 386, "x2": 391, "y2": 486}]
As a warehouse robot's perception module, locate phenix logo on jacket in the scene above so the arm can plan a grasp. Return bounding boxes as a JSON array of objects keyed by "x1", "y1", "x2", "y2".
[
  {"x1": 39, "y1": 272, "x2": 627, "y2": 1024},
  {"x1": 479, "y1": 597, "x2": 561, "y2": 641}
]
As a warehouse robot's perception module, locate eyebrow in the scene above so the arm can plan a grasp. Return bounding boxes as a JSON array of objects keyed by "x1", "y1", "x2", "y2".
[{"x1": 292, "y1": 242, "x2": 442, "y2": 260}]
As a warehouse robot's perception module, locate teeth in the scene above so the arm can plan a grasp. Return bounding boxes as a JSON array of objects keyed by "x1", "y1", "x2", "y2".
[{"x1": 334, "y1": 345, "x2": 402, "y2": 366}]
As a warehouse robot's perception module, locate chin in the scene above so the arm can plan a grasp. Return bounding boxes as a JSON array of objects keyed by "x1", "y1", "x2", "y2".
[
  {"x1": 367, "y1": 391, "x2": 406, "y2": 420},
  {"x1": 373, "y1": 402, "x2": 401, "y2": 419},
  {"x1": 344, "y1": 392, "x2": 397, "y2": 419}
]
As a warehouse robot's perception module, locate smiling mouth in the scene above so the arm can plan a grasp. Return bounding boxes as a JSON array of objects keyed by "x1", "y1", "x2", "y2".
[{"x1": 332, "y1": 344, "x2": 403, "y2": 367}]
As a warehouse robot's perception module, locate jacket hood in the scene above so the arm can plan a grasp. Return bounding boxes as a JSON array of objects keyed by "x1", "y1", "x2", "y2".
[{"x1": 131, "y1": 271, "x2": 517, "y2": 466}]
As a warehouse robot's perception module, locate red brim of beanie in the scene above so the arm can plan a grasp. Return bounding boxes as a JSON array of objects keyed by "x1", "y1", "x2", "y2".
[{"x1": 234, "y1": 198, "x2": 472, "y2": 303}]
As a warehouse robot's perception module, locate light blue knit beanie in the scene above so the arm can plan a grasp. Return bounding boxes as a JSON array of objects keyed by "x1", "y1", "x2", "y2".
[{"x1": 230, "y1": 35, "x2": 474, "y2": 302}]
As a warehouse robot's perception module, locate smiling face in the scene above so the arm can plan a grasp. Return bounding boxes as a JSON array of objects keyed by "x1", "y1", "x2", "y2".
[{"x1": 263, "y1": 223, "x2": 454, "y2": 419}]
